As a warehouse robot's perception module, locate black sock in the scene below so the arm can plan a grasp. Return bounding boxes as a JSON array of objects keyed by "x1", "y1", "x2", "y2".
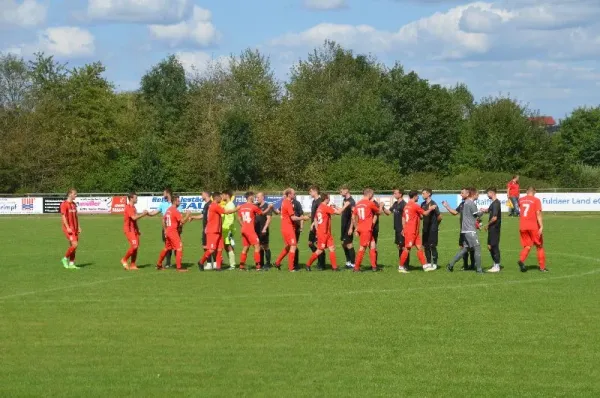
[
  {"x1": 431, "y1": 246, "x2": 438, "y2": 265},
  {"x1": 310, "y1": 245, "x2": 317, "y2": 253},
  {"x1": 425, "y1": 247, "x2": 432, "y2": 264},
  {"x1": 260, "y1": 249, "x2": 265, "y2": 266},
  {"x1": 491, "y1": 246, "x2": 501, "y2": 264},
  {"x1": 265, "y1": 249, "x2": 272, "y2": 266},
  {"x1": 349, "y1": 248, "x2": 356, "y2": 264},
  {"x1": 462, "y1": 251, "x2": 468, "y2": 268},
  {"x1": 294, "y1": 249, "x2": 299, "y2": 268},
  {"x1": 343, "y1": 246, "x2": 349, "y2": 262},
  {"x1": 318, "y1": 252, "x2": 326, "y2": 268},
  {"x1": 211, "y1": 253, "x2": 216, "y2": 264},
  {"x1": 165, "y1": 250, "x2": 172, "y2": 266}
]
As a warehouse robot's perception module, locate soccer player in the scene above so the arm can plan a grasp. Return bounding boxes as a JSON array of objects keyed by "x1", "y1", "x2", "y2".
[
  {"x1": 157, "y1": 195, "x2": 191, "y2": 272},
  {"x1": 198, "y1": 192, "x2": 238, "y2": 271},
  {"x1": 237, "y1": 192, "x2": 273, "y2": 270},
  {"x1": 442, "y1": 188, "x2": 475, "y2": 271},
  {"x1": 340, "y1": 187, "x2": 356, "y2": 269},
  {"x1": 421, "y1": 189, "x2": 442, "y2": 270},
  {"x1": 60, "y1": 188, "x2": 81, "y2": 269},
  {"x1": 221, "y1": 190, "x2": 237, "y2": 270},
  {"x1": 292, "y1": 194, "x2": 305, "y2": 269},
  {"x1": 371, "y1": 197, "x2": 381, "y2": 267},
  {"x1": 274, "y1": 188, "x2": 310, "y2": 272},
  {"x1": 148, "y1": 188, "x2": 178, "y2": 268},
  {"x1": 446, "y1": 188, "x2": 484, "y2": 273},
  {"x1": 507, "y1": 175, "x2": 521, "y2": 217},
  {"x1": 121, "y1": 192, "x2": 148, "y2": 270},
  {"x1": 400, "y1": 191, "x2": 438, "y2": 273},
  {"x1": 308, "y1": 186, "x2": 326, "y2": 270},
  {"x1": 255, "y1": 192, "x2": 273, "y2": 269},
  {"x1": 517, "y1": 187, "x2": 547, "y2": 272},
  {"x1": 481, "y1": 187, "x2": 502, "y2": 273},
  {"x1": 351, "y1": 188, "x2": 382, "y2": 272},
  {"x1": 382, "y1": 189, "x2": 409, "y2": 268},
  {"x1": 306, "y1": 193, "x2": 342, "y2": 271}
]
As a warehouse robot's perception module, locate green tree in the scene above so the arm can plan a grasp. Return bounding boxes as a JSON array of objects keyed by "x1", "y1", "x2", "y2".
[
  {"x1": 558, "y1": 106, "x2": 600, "y2": 166},
  {"x1": 0, "y1": 53, "x2": 31, "y2": 110},
  {"x1": 219, "y1": 110, "x2": 259, "y2": 188}
]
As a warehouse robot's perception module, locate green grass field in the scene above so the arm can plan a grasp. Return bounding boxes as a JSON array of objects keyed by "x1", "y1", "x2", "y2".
[{"x1": 1, "y1": 214, "x2": 600, "y2": 397}]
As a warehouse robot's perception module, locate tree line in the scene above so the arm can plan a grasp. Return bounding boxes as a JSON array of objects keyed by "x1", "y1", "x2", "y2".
[{"x1": 1, "y1": 41, "x2": 599, "y2": 194}]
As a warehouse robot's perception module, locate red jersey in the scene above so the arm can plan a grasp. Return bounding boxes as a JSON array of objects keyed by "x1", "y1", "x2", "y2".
[
  {"x1": 164, "y1": 206, "x2": 183, "y2": 234},
  {"x1": 353, "y1": 199, "x2": 380, "y2": 233},
  {"x1": 507, "y1": 181, "x2": 520, "y2": 197},
  {"x1": 280, "y1": 199, "x2": 296, "y2": 230},
  {"x1": 60, "y1": 200, "x2": 78, "y2": 231},
  {"x1": 123, "y1": 204, "x2": 139, "y2": 234},
  {"x1": 238, "y1": 203, "x2": 262, "y2": 232},
  {"x1": 403, "y1": 200, "x2": 425, "y2": 234},
  {"x1": 316, "y1": 203, "x2": 335, "y2": 236},
  {"x1": 519, "y1": 196, "x2": 542, "y2": 230},
  {"x1": 205, "y1": 202, "x2": 225, "y2": 234}
]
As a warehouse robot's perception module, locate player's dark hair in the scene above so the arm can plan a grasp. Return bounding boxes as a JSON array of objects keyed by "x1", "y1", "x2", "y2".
[
  {"x1": 487, "y1": 187, "x2": 497, "y2": 193},
  {"x1": 469, "y1": 187, "x2": 478, "y2": 196},
  {"x1": 408, "y1": 190, "x2": 419, "y2": 199},
  {"x1": 527, "y1": 186, "x2": 536, "y2": 192},
  {"x1": 164, "y1": 187, "x2": 173, "y2": 195},
  {"x1": 422, "y1": 188, "x2": 433, "y2": 195},
  {"x1": 128, "y1": 192, "x2": 137, "y2": 200},
  {"x1": 222, "y1": 189, "x2": 233, "y2": 197},
  {"x1": 309, "y1": 185, "x2": 320, "y2": 194},
  {"x1": 245, "y1": 191, "x2": 254, "y2": 199},
  {"x1": 212, "y1": 191, "x2": 222, "y2": 199},
  {"x1": 320, "y1": 193, "x2": 329, "y2": 201},
  {"x1": 172, "y1": 194, "x2": 180, "y2": 202},
  {"x1": 394, "y1": 188, "x2": 404, "y2": 195}
]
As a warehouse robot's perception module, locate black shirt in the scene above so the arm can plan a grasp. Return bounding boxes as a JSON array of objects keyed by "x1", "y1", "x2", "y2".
[
  {"x1": 202, "y1": 199, "x2": 212, "y2": 231},
  {"x1": 255, "y1": 202, "x2": 272, "y2": 230},
  {"x1": 341, "y1": 196, "x2": 355, "y2": 232},
  {"x1": 390, "y1": 200, "x2": 407, "y2": 231},
  {"x1": 421, "y1": 199, "x2": 441, "y2": 232},
  {"x1": 488, "y1": 199, "x2": 502, "y2": 231},
  {"x1": 293, "y1": 199, "x2": 303, "y2": 229},
  {"x1": 310, "y1": 197, "x2": 323, "y2": 223},
  {"x1": 456, "y1": 200, "x2": 465, "y2": 225},
  {"x1": 372, "y1": 200, "x2": 380, "y2": 234}
]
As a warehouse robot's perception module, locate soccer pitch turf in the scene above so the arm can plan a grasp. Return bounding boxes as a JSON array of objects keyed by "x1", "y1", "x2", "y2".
[{"x1": 1, "y1": 214, "x2": 599, "y2": 397}]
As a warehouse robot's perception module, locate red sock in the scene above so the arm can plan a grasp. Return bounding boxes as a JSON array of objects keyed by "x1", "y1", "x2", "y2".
[
  {"x1": 354, "y1": 250, "x2": 365, "y2": 271},
  {"x1": 369, "y1": 249, "x2": 377, "y2": 268},
  {"x1": 157, "y1": 248, "x2": 169, "y2": 266},
  {"x1": 329, "y1": 252, "x2": 338, "y2": 269},
  {"x1": 288, "y1": 250, "x2": 295, "y2": 271},
  {"x1": 307, "y1": 252, "x2": 318, "y2": 267},
  {"x1": 123, "y1": 247, "x2": 136, "y2": 262},
  {"x1": 400, "y1": 250, "x2": 409, "y2": 266},
  {"x1": 537, "y1": 247, "x2": 546, "y2": 269},
  {"x1": 519, "y1": 247, "x2": 531, "y2": 263},
  {"x1": 65, "y1": 246, "x2": 75, "y2": 258},
  {"x1": 176, "y1": 250, "x2": 183, "y2": 269},
  {"x1": 199, "y1": 250, "x2": 213, "y2": 265},
  {"x1": 240, "y1": 252, "x2": 247, "y2": 266},
  {"x1": 275, "y1": 248, "x2": 289, "y2": 266},
  {"x1": 253, "y1": 251, "x2": 261, "y2": 266},
  {"x1": 417, "y1": 249, "x2": 426, "y2": 265},
  {"x1": 216, "y1": 251, "x2": 223, "y2": 269},
  {"x1": 69, "y1": 249, "x2": 76, "y2": 262}
]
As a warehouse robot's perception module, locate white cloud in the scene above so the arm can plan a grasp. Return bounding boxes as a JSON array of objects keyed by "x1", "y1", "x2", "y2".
[
  {"x1": 86, "y1": 0, "x2": 191, "y2": 24},
  {"x1": 149, "y1": 5, "x2": 219, "y2": 47},
  {"x1": 303, "y1": 0, "x2": 347, "y2": 10},
  {"x1": 7, "y1": 27, "x2": 95, "y2": 58},
  {"x1": 176, "y1": 51, "x2": 229, "y2": 74},
  {"x1": 0, "y1": 0, "x2": 46, "y2": 28}
]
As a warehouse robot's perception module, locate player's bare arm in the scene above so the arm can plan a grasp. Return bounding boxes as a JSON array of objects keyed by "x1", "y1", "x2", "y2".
[
  {"x1": 263, "y1": 214, "x2": 272, "y2": 234},
  {"x1": 260, "y1": 203, "x2": 274, "y2": 215},
  {"x1": 441, "y1": 201, "x2": 458, "y2": 215},
  {"x1": 188, "y1": 214, "x2": 204, "y2": 221},
  {"x1": 62, "y1": 213, "x2": 72, "y2": 234},
  {"x1": 147, "y1": 210, "x2": 160, "y2": 217},
  {"x1": 537, "y1": 210, "x2": 544, "y2": 235},
  {"x1": 132, "y1": 210, "x2": 149, "y2": 221}
]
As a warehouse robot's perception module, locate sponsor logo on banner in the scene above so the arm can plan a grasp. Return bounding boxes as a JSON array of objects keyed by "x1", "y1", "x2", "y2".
[
  {"x1": 21, "y1": 198, "x2": 35, "y2": 211},
  {"x1": 0, "y1": 198, "x2": 18, "y2": 214},
  {"x1": 75, "y1": 197, "x2": 112, "y2": 214},
  {"x1": 110, "y1": 196, "x2": 127, "y2": 214}
]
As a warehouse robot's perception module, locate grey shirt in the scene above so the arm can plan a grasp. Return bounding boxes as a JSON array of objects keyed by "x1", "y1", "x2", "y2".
[{"x1": 461, "y1": 199, "x2": 482, "y2": 233}]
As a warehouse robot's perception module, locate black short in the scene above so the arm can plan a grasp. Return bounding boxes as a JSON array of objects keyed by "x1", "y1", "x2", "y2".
[
  {"x1": 459, "y1": 233, "x2": 465, "y2": 247},
  {"x1": 372, "y1": 229, "x2": 379, "y2": 243},
  {"x1": 488, "y1": 229, "x2": 500, "y2": 246},
  {"x1": 341, "y1": 230, "x2": 354, "y2": 245},
  {"x1": 202, "y1": 232, "x2": 207, "y2": 247},
  {"x1": 422, "y1": 229, "x2": 438, "y2": 247},
  {"x1": 395, "y1": 230, "x2": 405, "y2": 246},
  {"x1": 308, "y1": 229, "x2": 317, "y2": 244},
  {"x1": 257, "y1": 228, "x2": 270, "y2": 245}
]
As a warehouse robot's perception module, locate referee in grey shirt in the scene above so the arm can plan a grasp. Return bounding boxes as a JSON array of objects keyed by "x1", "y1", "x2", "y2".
[{"x1": 446, "y1": 187, "x2": 484, "y2": 273}]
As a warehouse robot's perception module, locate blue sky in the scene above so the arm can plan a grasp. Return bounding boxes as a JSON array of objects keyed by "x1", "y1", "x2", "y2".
[{"x1": 2, "y1": 0, "x2": 600, "y2": 120}]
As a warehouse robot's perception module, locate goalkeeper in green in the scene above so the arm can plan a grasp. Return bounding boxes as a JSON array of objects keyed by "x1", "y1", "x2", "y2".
[{"x1": 221, "y1": 190, "x2": 237, "y2": 270}]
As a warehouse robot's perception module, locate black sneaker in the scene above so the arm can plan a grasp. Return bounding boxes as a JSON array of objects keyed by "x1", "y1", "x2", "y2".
[
  {"x1": 306, "y1": 266, "x2": 312, "y2": 272},
  {"x1": 165, "y1": 264, "x2": 172, "y2": 269},
  {"x1": 518, "y1": 261, "x2": 527, "y2": 273},
  {"x1": 446, "y1": 264, "x2": 454, "y2": 272},
  {"x1": 275, "y1": 264, "x2": 281, "y2": 271},
  {"x1": 197, "y1": 261, "x2": 204, "y2": 271}
]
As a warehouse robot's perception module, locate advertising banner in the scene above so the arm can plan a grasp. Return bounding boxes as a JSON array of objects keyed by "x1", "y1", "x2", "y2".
[
  {"x1": 75, "y1": 197, "x2": 112, "y2": 214},
  {"x1": 472, "y1": 192, "x2": 600, "y2": 212},
  {"x1": 110, "y1": 196, "x2": 128, "y2": 214},
  {"x1": 0, "y1": 197, "x2": 43, "y2": 214},
  {"x1": 43, "y1": 197, "x2": 63, "y2": 214}
]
